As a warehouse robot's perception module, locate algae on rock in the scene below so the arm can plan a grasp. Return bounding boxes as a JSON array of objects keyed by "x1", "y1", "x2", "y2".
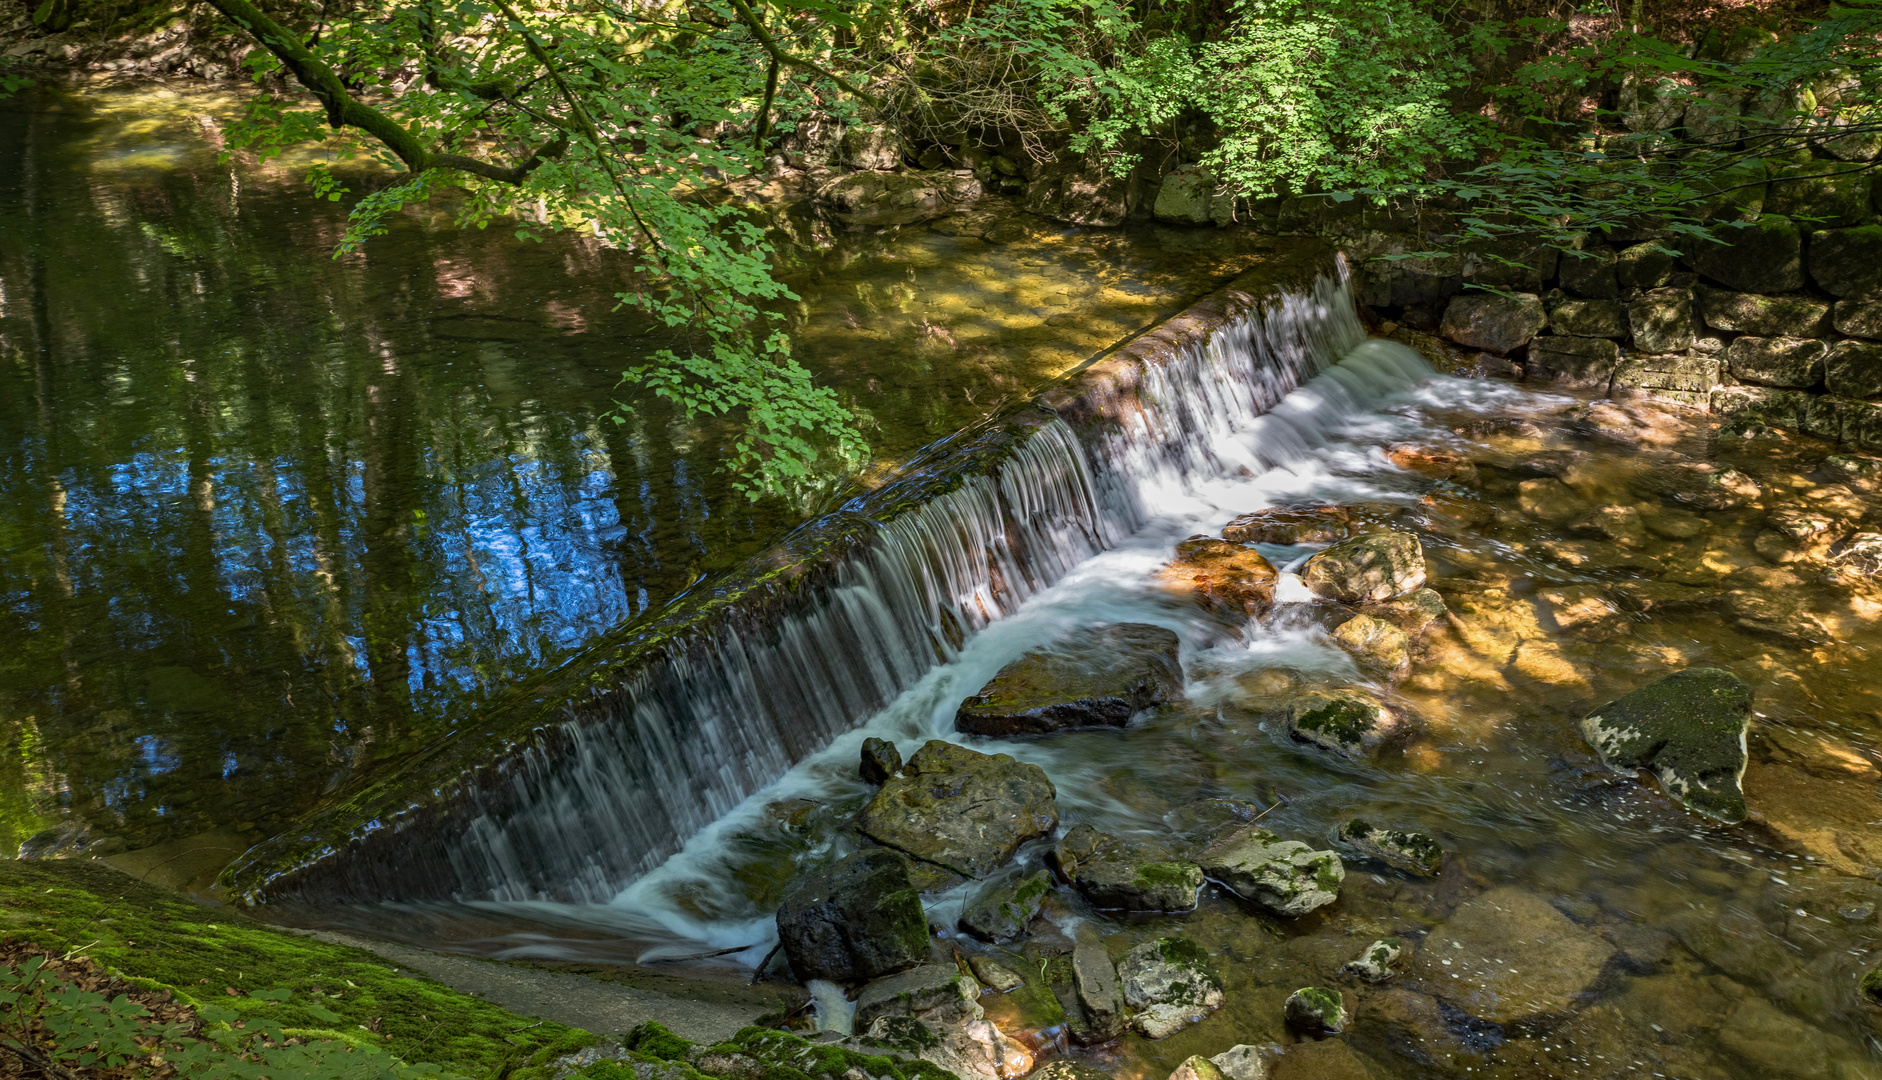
[{"x1": 1579, "y1": 668, "x2": 1753, "y2": 822}]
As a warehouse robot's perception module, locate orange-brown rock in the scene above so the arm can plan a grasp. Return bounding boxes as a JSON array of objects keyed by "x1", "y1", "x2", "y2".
[
  {"x1": 1386, "y1": 444, "x2": 1479, "y2": 484},
  {"x1": 1162, "y1": 536, "x2": 1279, "y2": 615},
  {"x1": 1222, "y1": 506, "x2": 1355, "y2": 546}
]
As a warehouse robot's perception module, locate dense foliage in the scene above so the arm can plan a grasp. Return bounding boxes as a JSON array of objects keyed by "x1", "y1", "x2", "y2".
[{"x1": 26, "y1": 1, "x2": 1881, "y2": 484}]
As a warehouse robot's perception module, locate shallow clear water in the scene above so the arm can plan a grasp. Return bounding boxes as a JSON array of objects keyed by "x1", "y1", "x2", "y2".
[
  {"x1": 0, "y1": 78, "x2": 1283, "y2": 859},
  {"x1": 450, "y1": 339, "x2": 1882, "y2": 1078}
]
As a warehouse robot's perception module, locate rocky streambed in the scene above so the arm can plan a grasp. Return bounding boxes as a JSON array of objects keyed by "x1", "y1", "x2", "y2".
[{"x1": 552, "y1": 339, "x2": 1882, "y2": 1080}]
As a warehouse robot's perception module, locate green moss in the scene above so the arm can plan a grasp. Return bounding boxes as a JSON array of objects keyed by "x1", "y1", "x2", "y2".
[
  {"x1": 627, "y1": 1021, "x2": 693, "y2": 1062},
  {"x1": 1155, "y1": 936, "x2": 1211, "y2": 969},
  {"x1": 1133, "y1": 862, "x2": 1201, "y2": 889},
  {"x1": 1295, "y1": 698, "x2": 1376, "y2": 743},
  {"x1": 1862, "y1": 964, "x2": 1882, "y2": 1005},
  {"x1": 0, "y1": 859, "x2": 593, "y2": 1078}
]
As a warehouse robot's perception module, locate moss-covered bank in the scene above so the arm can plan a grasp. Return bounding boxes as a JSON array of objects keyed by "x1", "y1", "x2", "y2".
[{"x1": 0, "y1": 859, "x2": 596, "y2": 1078}]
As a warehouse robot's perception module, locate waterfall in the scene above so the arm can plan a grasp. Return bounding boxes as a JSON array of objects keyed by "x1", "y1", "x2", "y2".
[{"x1": 229, "y1": 259, "x2": 1369, "y2": 907}]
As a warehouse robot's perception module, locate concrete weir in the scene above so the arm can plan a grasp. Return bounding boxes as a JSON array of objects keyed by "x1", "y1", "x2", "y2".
[{"x1": 221, "y1": 240, "x2": 1357, "y2": 908}]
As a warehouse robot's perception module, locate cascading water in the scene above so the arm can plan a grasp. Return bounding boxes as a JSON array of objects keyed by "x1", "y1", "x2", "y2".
[
  {"x1": 476, "y1": 309, "x2": 1458, "y2": 963},
  {"x1": 235, "y1": 260, "x2": 1380, "y2": 909}
]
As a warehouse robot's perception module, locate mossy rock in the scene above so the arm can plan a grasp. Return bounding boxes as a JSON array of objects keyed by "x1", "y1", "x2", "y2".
[
  {"x1": 1579, "y1": 668, "x2": 1753, "y2": 822},
  {"x1": 1336, "y1": 819, "x2": 1442, "y2": 876},
  {"x1": 1273, "y1": 688, "x2": 1406, "y2": 760},
  {"x1": 1687, "y1": 215, "x2": 1804, "y2": 293},
  {"x1": 958, "y1": 870, "x2": 1052, "y2": 943},
  {"x1": 1300, "y1": 530, "x2": 1427, "y2": 604},
  {"x1": 856, "y1": 740, "x2": 1058, "y2": 879},
  {"x1": 1808, "y1": 226, "x2": 1882, "y2": 297},
  {"x1": 776, "y1": 848, "x2": 932, "y2": 982},
  {"x1": 955, "y1": 624, "x2": 1183, "y2": 736},
  {"x1": 1197, "y1": 825, "x2": 1344, "y2": 917},
  {"x1": 1283, "y1": 987, "x2": 1348, "y2": 1033},
  {"x1": 1051, "y1": 822, "x2": 1204, "y2": 912}
]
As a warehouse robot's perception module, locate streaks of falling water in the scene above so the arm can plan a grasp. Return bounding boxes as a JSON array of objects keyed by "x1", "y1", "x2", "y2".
[{"x1": 295, "y1": 267, "x2": 1368, "y2": 907}]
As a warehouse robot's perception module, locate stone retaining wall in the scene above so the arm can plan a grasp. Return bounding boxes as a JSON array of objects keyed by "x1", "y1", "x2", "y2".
[{"x1": 1344, "y1": 212, "x2": 1882, "y2": 454}]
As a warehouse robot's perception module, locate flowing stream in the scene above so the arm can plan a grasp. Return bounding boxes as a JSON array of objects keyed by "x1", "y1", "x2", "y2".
[{"x1": 10, "y1": 77, "x2": 1882, "y2": 1080}]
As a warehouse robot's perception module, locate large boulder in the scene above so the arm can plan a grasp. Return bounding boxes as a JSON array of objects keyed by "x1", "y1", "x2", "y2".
[
  {"x1": 958, "y1": 869, "x2": 1051, "y2": 943},
  {"x1": 1687, "y1": 215, "x2": 1804, "y2": 292},
  {"x1": 1161, "y1": 537, "x2": 1280, "y2": 616},
  {"x1": 1614, "y1": 241, "x2": 1677, "y2": 290},
  {"x1": 1272, "y1": 688, "x2": 1409, "y2": 759},
  {"x1": 1438, "y1": 292, "x2": 1546, "y2": 354},
  {"x1": 1627, "y1": 287, "x2": 1695, "y2": 352},
  {"x1": 1808, "y1": 226, "x2": 1882, "y2": 296},
  {"x1": 1696, "y1": 288, "x2": 1830, "y2": 337},
  {"x1": 1223, "y1": 505, "x2": 1354, "y2": 545},
  {"x1": 1051, "y1": 822, "x2": 1204, "y2": 912},
  {"x1": 1579, "y1": 668, "x2": 1753, "y2": 822},
  {"x1": 955, "y1": 623, "x2": 1182, "y2": 736},
  {"x1": 777, "y1": 849, "x2": 931, "y2": 982},
  {"x1": 1547, "y1": 298, "x2": 1627, "y2": 338},
  {"x1": 816, "y1": 171, "x2": 979, "y2": 228},
  {"x1": 1197, "y1": 825, "x2": 1344, "y2": 916},
  {"x1": 1526, "y1": 335, "x2": 1620, "y2": 389},
  {"x1": 840, "y1": 126, "x2": 903, "y2": 169},
  {"x1": 1610, "y1": 354, "x2": 1722, "y2": 411},
  {"x1": 1725, "y1": 335, "x2": 1828, "y2": 388},
  {"x1": 1153, "y1": 167, "x2": 1232, "y2": 226},
  {"x1": 1684, "y1": 91, "x2": 1744, "y2": 145},
  {"x1": 1415, "y1": 888, "x2": 1616, "y2": 1025},
  {"x1": 857, "y1": 740, "x2": 1058, "y2": 878},
  {"x1": 1828, "y1": 341, "x2": 1882, "y2": 399},
  {"x1": 1833, "y1": 297, "x2": 1882, "y2": 338},
  {"x1": 1117, "y1": 938, "x2": 1224, "y2": 1038},
  {"x1": 1022, "y1": 150, "x2": 1133, "y2": 227},
  {"x1": 1557, "y1": 245, "x2": 1620, "y2": 298},
  {"x1": 1301, "y1": 530, "x2": 1426, "y2": 604},
  {"x1": 1619, "y1": 74, "x2": 1687, "y2": 132},
  {"x1": 1460, "y1": 237, "x2": 1560, "y2": 292},
  {"x1": 1766, "y1": 161, "x2": 1872, "y2": 228}
]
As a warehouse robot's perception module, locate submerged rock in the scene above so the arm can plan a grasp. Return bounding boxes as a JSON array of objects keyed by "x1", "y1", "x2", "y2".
[
  {"x1": 1335, "y1": 820, "x2": 1442, "y2": 876},
  {"x1": 1341, "y1": 938, "x2": 1406, "y2": 983},
  {"x1": 1283, "y1": 986, "x2": 1349, "y2": 1033},
  {"x1": 955, "y1": 624, "x2": 1183, "y2": 737},
  {"x1": 1721, "y1": 591, "x2": 1831, "y2": 645},
  {"x1": 776, "y1": 849, "x2": 931, "y2": 983},
  {"x1": 1358, "y1": 587, "x2": 1448, "y2": 635},
  {"x1": 1118, "y1": 937, "x2": 1225, "y2": 1038},
  {"x1": 1273, "y1": 688, "x2": 1409, "y2": 760},
  {"x1": 1052, "y1": 823, "x2": 1204, "y2": 912},
  {"x1": 1417, "y1": 887, "x2": 1616, "y2": 1025},
  {"x1": 857, "y1": 740, "x2": 1058, "y2": 878},
  {"x1": 1168, "y1": 1055, "x2": 1228, "y2": 1080},
  {"x1": 860, "y1": 737, "x2": 903, "y2": 786},
  {"x1": 958, "y1": 870, "x2": 1052, "y2": 943},
  {"x1": 1072, "y1": 922, "x2": 1126, "y2": 1040},
  {"x1": 1197, "y1": 825, "x2": 1344, "y2": 916},
  {"x1": 1330, "y1": 614, "x2": 1411, "y2": 676},
  {"x1": 968, "y1": 955, "x2": 1024, "y2": 993},
  {"x1": 1162, "y1": 537, "x2": 1281, "y2": 616},
  {"x1": 1223, "y1": 505, "x2": 1355, "y2": 545},
  {"x1": 1580, "y1": 668, "x2": 1752, "y2": 822},
  {"x1": 1210, "y1": 1044, "x2": 1283, "y2": 1080},
  {"x1": 1030, "y1": 1063, "x2": 1113, "y2": 1080},
  {"x1": 1301, "y1": 531, "x2": 1427, "y2": 604}
]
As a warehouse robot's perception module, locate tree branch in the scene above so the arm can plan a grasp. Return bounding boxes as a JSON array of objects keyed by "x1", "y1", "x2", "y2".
[
  {"x1": 200, "y1": 0, "x2": 565, "y2": 184},
  {"x1": 724, "y1": 0, "x2": 882, "y2": 108}
]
